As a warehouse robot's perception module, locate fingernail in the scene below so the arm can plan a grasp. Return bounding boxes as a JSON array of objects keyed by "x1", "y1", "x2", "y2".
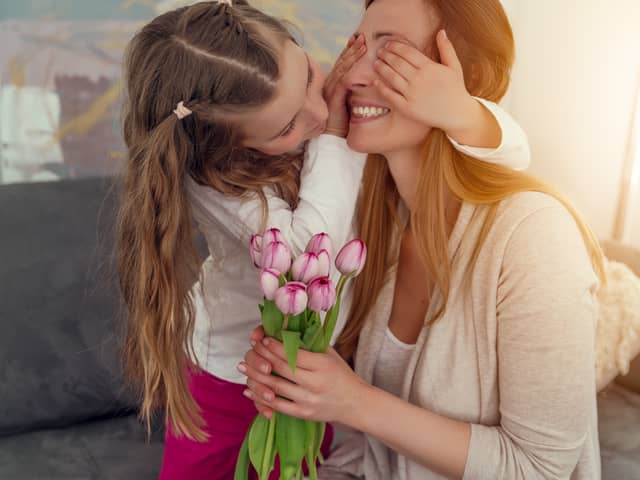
[
  {"x1": 237, "y1": 363, "x2": 247, "y2": 374},
  {"x1": 250, "y1": 340, "x2": 256, "y2": 347},
  {"x1": 261, "y1": 364, "x2": 270, "y2": 374},
  {"x1": 262, "y1": 338, "x2": 270, "y2": 346},
  {"x1": 263, "y1": 392, "x2": 274, "y2": 402},
  {"x1": 243, "y1": 389, "x2": 252, "y2": 399},
  {"x1": 442, "y1": 29, "x2": 448, "y2": 39}
]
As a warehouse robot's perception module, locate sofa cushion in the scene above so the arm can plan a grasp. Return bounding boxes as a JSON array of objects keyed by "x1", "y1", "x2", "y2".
[
  {"x1": 0, "y1": 178, "x2": 135, "y2": 435},
  {"x1": 0, "y1": 414, "x2": 164, "y2": 480}
]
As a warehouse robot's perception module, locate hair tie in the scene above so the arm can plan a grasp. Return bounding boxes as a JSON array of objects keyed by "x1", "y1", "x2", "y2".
[{"x1": 173, "y1": 101, "x2": 192, "y2": 120}]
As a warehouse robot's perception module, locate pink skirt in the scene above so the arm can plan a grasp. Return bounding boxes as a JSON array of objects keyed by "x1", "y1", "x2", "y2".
[{"x1": 159, "y1": 366, "x2": 334, "y2": 480}]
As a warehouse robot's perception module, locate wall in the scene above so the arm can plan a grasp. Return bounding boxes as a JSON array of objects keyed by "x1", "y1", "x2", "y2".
[{"x1": 505, "y1": 0, "x2": 640, "y2": 243}]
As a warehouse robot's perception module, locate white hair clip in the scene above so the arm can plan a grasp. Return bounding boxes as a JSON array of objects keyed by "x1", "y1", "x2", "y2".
[
  {"x1": 173, "y1": 101, "x2": 192, "y2": 120},
  {"x1": 217, "y1": 0, "x2": 233, "y2": 5}
]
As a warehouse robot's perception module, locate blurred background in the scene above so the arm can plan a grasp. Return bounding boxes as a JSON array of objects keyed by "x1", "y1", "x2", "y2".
[
  {"x1": 0, "y1": 1, "x2": 639, "y2": 479},
  {"x1": 1, "y1": 0, "x2": 639, "y2": 243}
]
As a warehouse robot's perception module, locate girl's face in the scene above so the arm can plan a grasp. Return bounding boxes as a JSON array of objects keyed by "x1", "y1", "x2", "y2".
[
  {"x1": 345, "y1": 0, "x2": 439, "y2": 155},
  {"x1": 240, "y1": 40, "x2": 328, "y2": 156}
]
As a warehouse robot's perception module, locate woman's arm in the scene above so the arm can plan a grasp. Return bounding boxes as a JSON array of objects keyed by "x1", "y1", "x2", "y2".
[{"x1": 241, "y1": 204, "x2": 599, "y2": 480}]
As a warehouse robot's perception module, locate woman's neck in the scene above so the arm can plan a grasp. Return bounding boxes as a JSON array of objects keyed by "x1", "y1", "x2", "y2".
[
  {"x1": 384, "y1": 145, "x2": 462, "y2": 235},
  {"x1": 384, "y1": 146, "x2": 423, "y2": 210}
]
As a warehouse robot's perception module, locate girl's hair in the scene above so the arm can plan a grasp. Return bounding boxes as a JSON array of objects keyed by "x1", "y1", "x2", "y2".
[
  {"x1": 336, "y1": 0, "x2": 606, "y2": 360},
  {"x1": 117, "y1": 1, "x2": 302, "y2": 441}
]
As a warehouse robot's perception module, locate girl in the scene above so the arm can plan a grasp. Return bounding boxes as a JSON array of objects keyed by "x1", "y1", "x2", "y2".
[
  {"x1": 116, "y1": 0, "x2": 530, "y2": 478},
  {"x1": 241, "y1": 0, "x2": 604, "y2": 479}
]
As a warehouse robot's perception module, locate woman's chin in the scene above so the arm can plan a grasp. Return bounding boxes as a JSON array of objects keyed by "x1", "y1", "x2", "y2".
[{"x1": 346, "y1": 130, "x2": 383, "y2": 154}]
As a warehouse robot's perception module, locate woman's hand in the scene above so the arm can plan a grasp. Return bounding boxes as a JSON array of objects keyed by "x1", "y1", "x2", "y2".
[
  {"x1": 238, "y1": 336, "x2": 367, "y2": 424},
  {"x1": 374, "y1": 29, "x2": 479, "y2": 138},
  {"x1": 324, "y1": 35, "x2": 367, "y2": 137}
]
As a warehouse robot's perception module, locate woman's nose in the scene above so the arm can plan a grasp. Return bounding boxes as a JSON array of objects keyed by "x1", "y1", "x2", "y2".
[{"x1": 343, "y1": 43, "x2": 377, "y2": 89}]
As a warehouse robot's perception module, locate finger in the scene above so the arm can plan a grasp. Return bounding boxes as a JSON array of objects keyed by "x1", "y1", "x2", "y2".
[
  {"x1": 246, "y1": 377, "x2": 276, "y2": 403},
  {"x1": 436, "y1": 29, "x2": 463, "y2": 73},
  {"x1": 261, "y1": 337, "x2": 326, "y2": 372},
  {"x1": 249, "y1": 325, "x2": 266, "y2": 347},
  {"x1": 243, "y1": 349, "x2": 272, "y2": 375},
  {"x1": 254, "y1": 338, "x2": 313, "y2": 384},
  {"x1": 242, "y1": 390, "x2": 275, "y2": 419},
  {"x1": 244, "y1": 389, "x2": 310, "y2": 420},
  {"x1": 384, "y1": 40, "x2": 432, "y2": 69},
  {"x1": 377, "y1": 48, "x2": 416, "y2": 81},
  {"x1": 373, "y1": 78, "x2": 407, "y2": 111},
  {"x1": 374, "y1": 59, "x2": 409, "y2": 94}
]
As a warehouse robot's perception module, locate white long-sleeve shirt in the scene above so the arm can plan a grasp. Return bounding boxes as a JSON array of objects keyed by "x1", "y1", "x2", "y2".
[{"x1": 186, "y1": 99, "x2": 530, "y2": 383}]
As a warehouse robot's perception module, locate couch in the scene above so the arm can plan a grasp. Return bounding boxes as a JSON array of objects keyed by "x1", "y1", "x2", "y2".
[{"x1": 1, "y1": 177, "x2": 638, "y2": 479}]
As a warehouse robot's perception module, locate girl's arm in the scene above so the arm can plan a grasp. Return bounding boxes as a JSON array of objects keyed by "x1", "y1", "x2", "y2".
[{"x1": 241, "y1": 204, "x2": 598, "y2": 480}]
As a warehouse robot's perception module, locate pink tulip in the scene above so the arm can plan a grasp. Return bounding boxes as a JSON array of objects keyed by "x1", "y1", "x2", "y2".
[
  {"x1": 261, "y1": 240, "x2": 292, "y2": 274},
  {"x1": 263, "y1": 228, "x2": 285, "y2": 247},
  {"x1": 307, "y1": 276, "x2": 337, "y2": 312},
  {"x1": 274, "y1": 282, "x2": 308, "y2": 316},
  {"x1": 259, "y1": 268, "x2": 280, "y2": 301},
  {"x1": 335, "y1": 239, "x2": 367, "y2": 276},
  {"x1": 249, "y1": 234, "x2": 263, "y2": 268},
  {"x1": 316, "y1": 250, "x2": 331, "y2": 277},
  {"x1": 305, "y1": 233, "x2": 334, "y2": 258},
  {"x1": 291, "y1": 252, "x2": 320, "y2": 283}
]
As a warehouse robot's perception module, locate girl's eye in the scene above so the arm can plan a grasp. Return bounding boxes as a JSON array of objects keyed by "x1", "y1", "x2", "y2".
[{"x1": 282, "y1": 119, "x2": 297, "y2": 137}]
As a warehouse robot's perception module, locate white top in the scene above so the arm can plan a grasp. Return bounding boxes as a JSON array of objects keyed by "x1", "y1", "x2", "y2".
[
  {"x1": 372, "y1": 328, "x2": 416, "y2": 480},
  {"x1": 187, "y1": 98, "x2": 530, "y2": 384},
  {"x1": 320, "y1": 192, "x2": 600, "y2": 480}
]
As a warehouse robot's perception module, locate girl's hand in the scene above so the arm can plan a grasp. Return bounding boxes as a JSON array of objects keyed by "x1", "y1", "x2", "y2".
[
  {"x1": 324, "y1": 35, "x2": 367, "y2": 138},
  {"x1": 374, "y1": 29, "x2": 478, "y2": 138},
  {"x1": 238, "y1": 337, "x2": 367, "y2": 424}
]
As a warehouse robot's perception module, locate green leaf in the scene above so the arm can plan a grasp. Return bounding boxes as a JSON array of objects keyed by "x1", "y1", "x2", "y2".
[
  {"x1": 321, "y1": 275, "x2": 349, "y2": 351},
  {"x1": 276, "y1": 413, "x2": 308, "y2": 480},
  {"x1": 248, "y1": 415, "x2": 269, "y2": 478},
  {"x1": 287, "y1": 312, "x2": 305, "y2": 332},
  {"x1": 304, "y1": 420, "x2": 319, "y2": 480},
  {"x1": 262, "y1": 299, "x2": 284, "y2": 337},
  {"x1": 234, "y1": 428, "x2": 251, "y2": 480},
  {"x1": 301, "y1": 321, "x2": 321, "y2": 350},
  {"x1": 281, "y1": 330, "x2": 301, "y2": 373},
  {"x1": 258, "y1": 303, "x2": 264, "y2": 315}
]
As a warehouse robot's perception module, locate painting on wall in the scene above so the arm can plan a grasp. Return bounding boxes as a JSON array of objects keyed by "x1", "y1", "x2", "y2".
[{"x1": 0, "y1": 0, "x2": 362, "y2": 185}]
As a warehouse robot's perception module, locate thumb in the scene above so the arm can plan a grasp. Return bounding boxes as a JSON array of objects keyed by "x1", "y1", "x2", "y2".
[{"x1": 436, "y1": 29, "x2": 463, "y2": 73}]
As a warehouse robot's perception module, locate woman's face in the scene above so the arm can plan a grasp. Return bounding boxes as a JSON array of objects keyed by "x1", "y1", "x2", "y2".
[
  {"x1": 345, "y1": 0, "x2": 439, "y2": 155},
  {"x1": 240, "y1": 40, "x2": 328, "y2": 156}
]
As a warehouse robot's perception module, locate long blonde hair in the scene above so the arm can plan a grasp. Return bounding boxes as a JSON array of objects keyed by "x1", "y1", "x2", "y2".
[
  {"x1": 117, "y1": 1, "x2": 302, "y2": 441},
  {"x1": 336, "y1": 0, "x2": 605, "y2": 360}
]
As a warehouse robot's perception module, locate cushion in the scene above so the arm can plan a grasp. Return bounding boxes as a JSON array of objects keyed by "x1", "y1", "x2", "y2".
[
  {"x1": 595, "y1": 258, "x2": 640, "y2": 391},
  {"x1": 0, "y1": 178, "x2": 135, "y2": 436}
]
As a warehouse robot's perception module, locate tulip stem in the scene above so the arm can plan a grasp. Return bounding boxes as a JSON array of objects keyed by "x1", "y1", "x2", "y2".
[{"x1": 282, "y1": 314, "x2": 290, "y2": 331}]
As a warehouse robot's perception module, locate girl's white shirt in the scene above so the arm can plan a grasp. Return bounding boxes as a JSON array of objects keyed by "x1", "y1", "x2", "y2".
[{"x1": 186, "y1": 98, "x2": 530, "y2": 383}]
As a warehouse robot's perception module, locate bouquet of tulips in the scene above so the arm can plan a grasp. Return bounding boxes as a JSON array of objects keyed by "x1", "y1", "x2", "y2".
[{"x1": 235, "y1": 228, "x2": 367, "y2": 480}]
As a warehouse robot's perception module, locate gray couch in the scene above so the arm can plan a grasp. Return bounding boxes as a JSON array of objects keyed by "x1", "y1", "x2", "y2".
[{"x1": 0, "y1": 178, "x2": 164, "y2": 480}]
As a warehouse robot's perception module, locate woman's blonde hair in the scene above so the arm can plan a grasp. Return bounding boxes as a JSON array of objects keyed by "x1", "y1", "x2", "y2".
[
  {"x1": 336, "y1": 0, "x2": 605, "y2": 360},
  {"x1": 117, "y1": 1, "x2": 303, "y2": 441}
]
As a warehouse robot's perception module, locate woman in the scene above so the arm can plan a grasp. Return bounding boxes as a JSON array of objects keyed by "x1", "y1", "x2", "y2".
[{"x1": 240, "y1": 0, "x2": 604, "y2": 478}]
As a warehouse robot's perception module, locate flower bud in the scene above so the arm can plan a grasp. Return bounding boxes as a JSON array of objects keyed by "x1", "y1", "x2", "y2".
[
  {"x1": 259, "y1": 268, "x2": 280, "y2": 301},
  {"x1": 249, "y1": 234, "x2": 263, "y2": 268},
  {"x1": 260, "y1": 240, "x2": 292, "y2": 274},
  {"x1": 335, "y1": 239, "x2": 367, "y2": 276},
  {"x1": 305, "y1": 232, "x2": 334, "y2": 258},
  {"x1": 291, "y1": 252, "x2": 320, "y2": 284},
  {"x1": 307, "y1": 276, "x2": 337, "y2": 312},
  {"x1": 274, "y1": 282, "x2": 308, "y2": 316}
]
